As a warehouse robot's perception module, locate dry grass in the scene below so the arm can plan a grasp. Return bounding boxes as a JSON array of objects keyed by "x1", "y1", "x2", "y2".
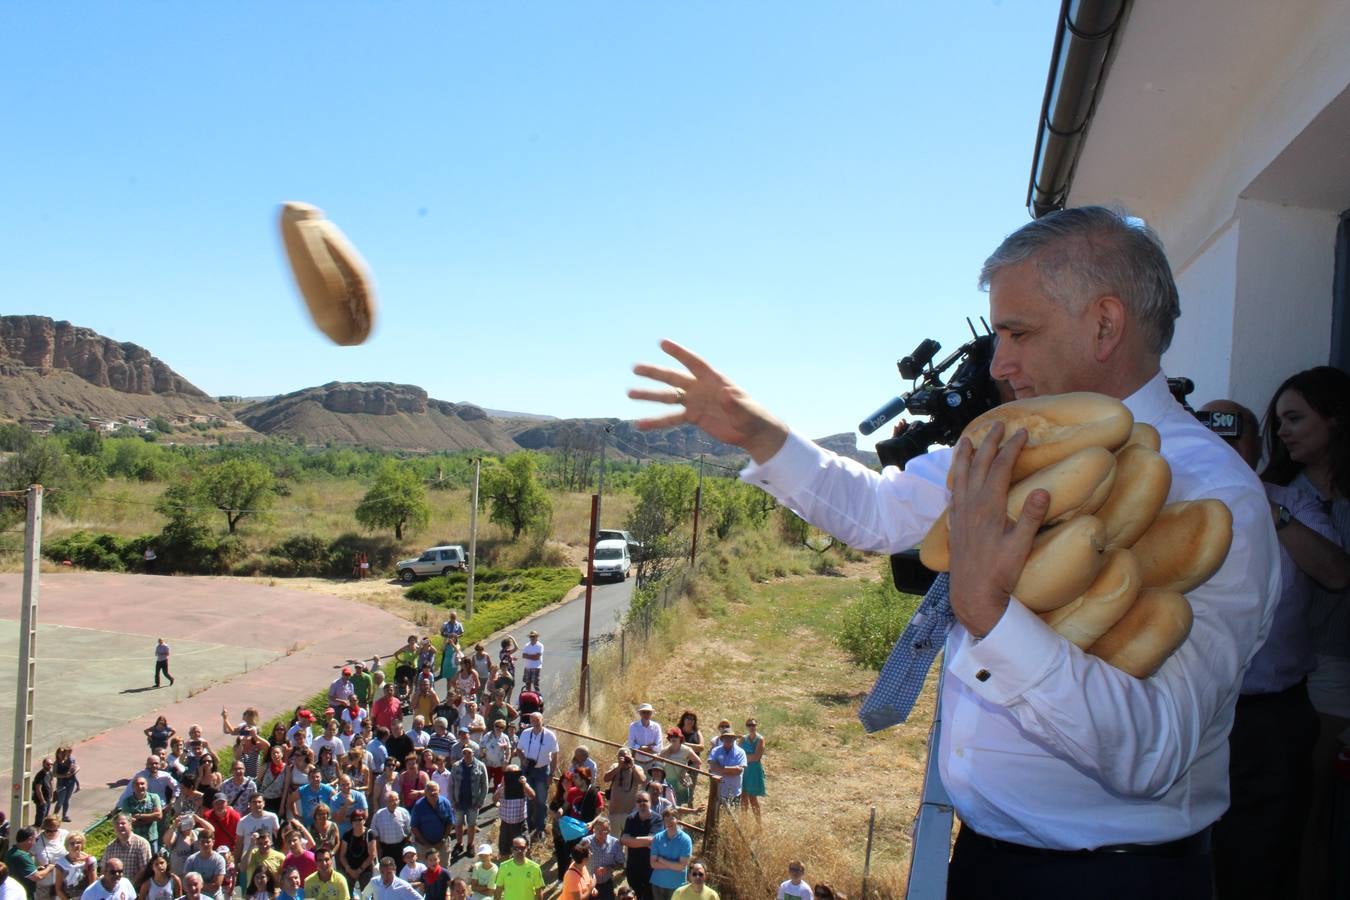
[
  {"x1": 553, "y1": 556, "x2": 940, "y2": 899},
  {"x1": 30, "y1": 476, "x2": 637, "y2": 558}
]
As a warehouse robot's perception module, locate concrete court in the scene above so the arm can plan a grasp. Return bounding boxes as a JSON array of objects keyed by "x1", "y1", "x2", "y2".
[{"x1": 0, "y1": 572, "x2": 415, "y2": 826}]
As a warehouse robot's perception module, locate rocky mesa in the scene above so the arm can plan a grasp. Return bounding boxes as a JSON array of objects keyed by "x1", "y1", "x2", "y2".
[
  {"x1": 239, "y1": 382, "x2": 520, "y2": 453},
  {"x1": 0, "y1": 315, "x2": 231, "y2": 422}
]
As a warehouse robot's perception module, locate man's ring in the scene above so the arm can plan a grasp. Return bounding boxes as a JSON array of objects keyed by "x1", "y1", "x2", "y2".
[{"x1": 675, "y1": 389, "x2": 686, "y2": 404}]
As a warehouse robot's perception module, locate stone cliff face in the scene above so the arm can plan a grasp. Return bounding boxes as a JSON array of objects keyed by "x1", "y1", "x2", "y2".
[
  {"x1": 239, "y1": 383, "x2": 515, "y2": 452},
  {"x1": 0, "y1": 315, "x2": 208, "y2": 397}
]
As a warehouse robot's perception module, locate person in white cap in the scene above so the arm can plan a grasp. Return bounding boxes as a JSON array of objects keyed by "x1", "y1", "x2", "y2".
[
  {"x1": 468, "y1": 844, "x2": 496, "y2": 900},
  {"x1": 520, "y1": 631, "x2": 544, "y2": 695},
  {"x1": 625, "y1": 705, "x2": 663, "y2": 767}
]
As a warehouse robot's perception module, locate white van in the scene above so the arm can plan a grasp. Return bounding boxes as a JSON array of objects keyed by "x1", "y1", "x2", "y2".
[{"x1": 591, "y1": 539, "x2": 632, "y2": 582}]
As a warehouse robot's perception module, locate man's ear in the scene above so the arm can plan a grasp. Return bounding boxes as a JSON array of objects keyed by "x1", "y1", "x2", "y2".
[{"x1": 1092, "y1": 295, "x2": 1127, "y2": 361}]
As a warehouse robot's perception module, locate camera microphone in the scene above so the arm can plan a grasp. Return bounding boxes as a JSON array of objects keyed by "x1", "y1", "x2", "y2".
[{"x1": 858, "y1": 396, "x2": 907, "y2": 436}]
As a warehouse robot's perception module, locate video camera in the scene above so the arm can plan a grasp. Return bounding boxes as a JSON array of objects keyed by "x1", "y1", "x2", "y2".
[
  {"x1": 857, "y1": 320, "x2": 1002, "y2": 594},
  {"x1": 859, "y1": 319, "x2": 1003, "y2": 471},
  {"x1": 1167, "y1": 377, "x2": 1244, "y2": 439}
]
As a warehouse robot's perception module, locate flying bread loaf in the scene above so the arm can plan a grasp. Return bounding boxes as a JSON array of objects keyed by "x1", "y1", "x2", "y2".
[
  {"x1": 278, "y1": 202, "x2": 377, "y2": 345},
  {"x1": 921, "y1": 391, "x2": 1233, "y2": 678}
]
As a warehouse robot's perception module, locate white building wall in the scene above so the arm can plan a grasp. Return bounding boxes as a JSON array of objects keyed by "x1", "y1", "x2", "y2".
[
  {"x1": 1166, "y1": 218, "x2": 1239, "y2": 405},
  {"x1": 1165, "y1": 201, "x2": 1339, "y2": 417},
  {"x1": 1228, "y1": 199, "x2": 1339, "y2": 413}
]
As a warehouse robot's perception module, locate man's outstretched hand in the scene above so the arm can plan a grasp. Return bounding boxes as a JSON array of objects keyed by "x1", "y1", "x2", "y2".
[{"x1": 629, "y1": 339, "x2": 789, "y2": 464}]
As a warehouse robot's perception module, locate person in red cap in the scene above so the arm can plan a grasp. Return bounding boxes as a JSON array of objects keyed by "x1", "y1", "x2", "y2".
[
  {"x1": 329, "y1": 668, "x2": 356, "y2": 707},
  {"x1": 287, "y1": 710, "x2": 316, "y2": 749}
]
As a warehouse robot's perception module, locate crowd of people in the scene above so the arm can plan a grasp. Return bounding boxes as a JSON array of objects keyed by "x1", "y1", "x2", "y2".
[{"x1": 4, "y1": 612, "x2": 824, "y2": 900}]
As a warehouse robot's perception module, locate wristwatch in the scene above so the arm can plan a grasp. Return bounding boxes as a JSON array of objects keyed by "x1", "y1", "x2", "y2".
[{"x1": 1275, "y1": 504, "x2": 1293, "y2": 531}]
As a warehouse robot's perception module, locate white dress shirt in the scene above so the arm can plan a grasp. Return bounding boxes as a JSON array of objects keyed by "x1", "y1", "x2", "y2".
[
  {"x1": 626, "y1": 719, "x2": 664, "y2": 763},
  {"x1": 742, "y1": 371, "x2": 1280, "y2": 849},
  {"x1": 517, "y1": 727, "x2": 558, "y2": 769}
]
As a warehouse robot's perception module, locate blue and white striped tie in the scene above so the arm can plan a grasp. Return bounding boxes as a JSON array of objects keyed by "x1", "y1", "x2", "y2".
[{"x1": 858, "y1": 573, "x2": 954, "y2": 733}]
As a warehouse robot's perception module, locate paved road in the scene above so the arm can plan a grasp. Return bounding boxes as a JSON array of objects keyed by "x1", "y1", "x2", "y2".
[{"x1": 528, "y1": 573, "x2": 635, "y2": 712}]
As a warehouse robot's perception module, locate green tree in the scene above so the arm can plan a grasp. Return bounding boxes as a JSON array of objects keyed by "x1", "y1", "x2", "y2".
[
  {"x1": 482, "y1": 453, "x2": 552, "y2": 540},
  {"x1": 198, "y1": 458, "x2": 275, "y2": 533},
  {"x1": 0, "y1": 423, "x2": 36, "y2": 453},
  {"x1": 354, "y1": 462, "x2": 430, "y2": 540},
  {"x1": 0, "y1": 442, "x2": 86, "y2": 527},
  {"x1": 625, "y1": 463, "x2": 698, "y2": 585},
  {"x1": 64, "y1": 427, "x2": 104, "y2": 457}
]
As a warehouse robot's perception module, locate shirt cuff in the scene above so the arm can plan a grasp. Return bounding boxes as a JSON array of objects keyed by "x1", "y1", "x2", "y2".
[
  {"x1": 948, "y1": 599, "x2": 1064, "y2": 705},
  {"x1": 739, "y1": 430, "x2": 825, "y2": 494}
]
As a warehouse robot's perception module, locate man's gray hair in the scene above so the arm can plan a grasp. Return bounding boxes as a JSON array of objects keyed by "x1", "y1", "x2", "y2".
[
  {"x1": 978, "y1": 206, "x2": 1180, "y2": 354},
  {"x1": 184, "y1": 873, "x2": 203, "y2": 886}
]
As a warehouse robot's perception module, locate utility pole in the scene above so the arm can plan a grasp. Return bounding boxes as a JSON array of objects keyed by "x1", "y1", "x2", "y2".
[
  {"x1": 596, "y1": 424, "x2": 613, "y2": 526},
  {"x1": 689, "y1": 453, "x2": 705, "y2": 565},
  {"x1": 10, "y1": 484, "x2": 42, "y2": 832},
  {"x1": 466, "y1": 458, "x2": 481, "y2": 619},
  {"x1": 579, "y1": 493, "x2": 599, "y2": 714}
]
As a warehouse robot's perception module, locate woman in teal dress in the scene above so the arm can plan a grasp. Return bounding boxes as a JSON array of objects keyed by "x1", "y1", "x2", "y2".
[{"x1": 738, "y1": 718, "x2": 766, "y2": 822}]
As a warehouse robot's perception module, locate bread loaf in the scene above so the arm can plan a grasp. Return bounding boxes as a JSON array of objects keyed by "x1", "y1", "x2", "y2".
[
  {"x1": 279, "y1": 202, "x2": 377, "y2": 345},
  {"x1": 1132, "y1": 500, "x2": 1233, "y2": 593},
  {"x1": 953, "y1": 393, "x2": 1133, "y2": 483},
  {"x1": 1121, "y1": 422, "x2": 1161, "y2": 452},
  {"x1": 1012, "y1": 515, "x2": 1108, "y2": 611},
  {"x1": 1040, "y1": 549, "x2": 1140, "y2": 648},
  {"x1": 1088, "y1": 587, "x2": 1193, "y2": 677},
  {"x1": 1094, "y1": 445, "x2": 1172, "y2": 551},
  {"x1": 918, "y1": 511, "x2": 953, "y2": 572},
  {"x1": 1006, "y1": 446, "x2": 1117, "y2": 526},
  {"x1": 918, "y1": 447, "x2": 1116, "y2": 572}
]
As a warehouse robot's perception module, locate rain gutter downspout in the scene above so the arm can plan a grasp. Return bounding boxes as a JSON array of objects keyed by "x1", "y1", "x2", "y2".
[{"x1": 1026, "y1": 0, "x2": 1131, "y2": 218}]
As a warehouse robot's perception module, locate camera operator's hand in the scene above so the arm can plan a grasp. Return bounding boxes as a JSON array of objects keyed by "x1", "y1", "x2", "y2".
[
  {"x1": 629, "y1": 339, "x2": 789, "y2": 464},
  {"x1": 947, "y1": 422, "x2": 1049, "y2": 638}
]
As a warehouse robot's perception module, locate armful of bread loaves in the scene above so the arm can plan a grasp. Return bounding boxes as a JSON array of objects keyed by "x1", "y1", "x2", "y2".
[{"x1": 923, "y1": 392, "x2": 1233, "y2": 678}]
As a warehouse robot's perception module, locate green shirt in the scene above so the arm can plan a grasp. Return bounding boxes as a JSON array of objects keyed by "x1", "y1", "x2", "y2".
[
  {"x1": 304, "y1": 870, "x2": 349, "y2": 900},
  {"x1": 491, "y1": 858, "x2": 544, "y2": 900},
  {"x1": 5, "y1": 847, "x2": 38, "y2": 897},
  {"x1": 351, "y1": 672, "x2": 374, "y2": 705},
  {"x1": 120, "y1": 792, "x2": 163, "y2": 844}
]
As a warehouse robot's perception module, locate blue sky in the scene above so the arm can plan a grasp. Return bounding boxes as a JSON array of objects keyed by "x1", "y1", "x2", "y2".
[{"x1": 1, "y1": 2, "x2": 1057, "y2": 449}]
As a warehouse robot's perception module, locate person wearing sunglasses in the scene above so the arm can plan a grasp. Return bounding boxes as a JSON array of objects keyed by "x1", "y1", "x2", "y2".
[
  {"x1": 668, "y1": 863, "x2": 716, "y2": 900},
  {"x1": 775, "y1": 861, "x2": 811, "y2": 900}
]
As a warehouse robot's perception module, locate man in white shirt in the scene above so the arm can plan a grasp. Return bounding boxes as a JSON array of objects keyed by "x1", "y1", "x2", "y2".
[
  {"x1": 117, "y1": 755, "x2": 180, "y2": 807},
  {"x1": 362, "y1": 858, "x2": 420, "y2": 900},
  {"x1": 235, "y1": 793, "x2": 281, "y2": 861},
  {"x1": 311, "y1": 719, "x2": 345, "y2": 764},
  {"x1": 629, "y1": 206, "x2": 1281, "y2": 896},
  {"x1": 520, "y1": 631, "x2": 544, "y2": 693},
  {"x1": 513, "y1": 713, "x2": 558, "y2": 839},
  {"x1": 625, "y1": 704, "x2": 664, "y2": 767},
  {"x1": 79, "y1": 860, "x2": 136, "y2": 900}
]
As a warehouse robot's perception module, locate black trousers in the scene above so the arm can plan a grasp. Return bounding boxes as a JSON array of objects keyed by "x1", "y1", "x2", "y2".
[
  {"x1": 947, "y1": 826, "x2": 1213, "y2": 899},
  {"x1": 154, "y1": 659, "x2": 173, "y2": 685},
  {"x1": 1211, "y1": 681, "x2": 1320, "y2": 900}
]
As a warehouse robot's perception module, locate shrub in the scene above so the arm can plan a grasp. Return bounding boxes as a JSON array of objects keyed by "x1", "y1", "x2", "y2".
[
  {"x1": 836, "y1": 564, "x2": 922, "y2": 670},
  {"x1": 272, "y1": 534, "x2": 331, "y2": 577},
  {"x1": 405, "y1": 567, "x2": 579, "y2": 644},
  {"x1": 157, "y1": 519, "x2": 226, "y2": 574},
  {"x1": 43, "y1": 531, "x2": 130, "y2": 571}
]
